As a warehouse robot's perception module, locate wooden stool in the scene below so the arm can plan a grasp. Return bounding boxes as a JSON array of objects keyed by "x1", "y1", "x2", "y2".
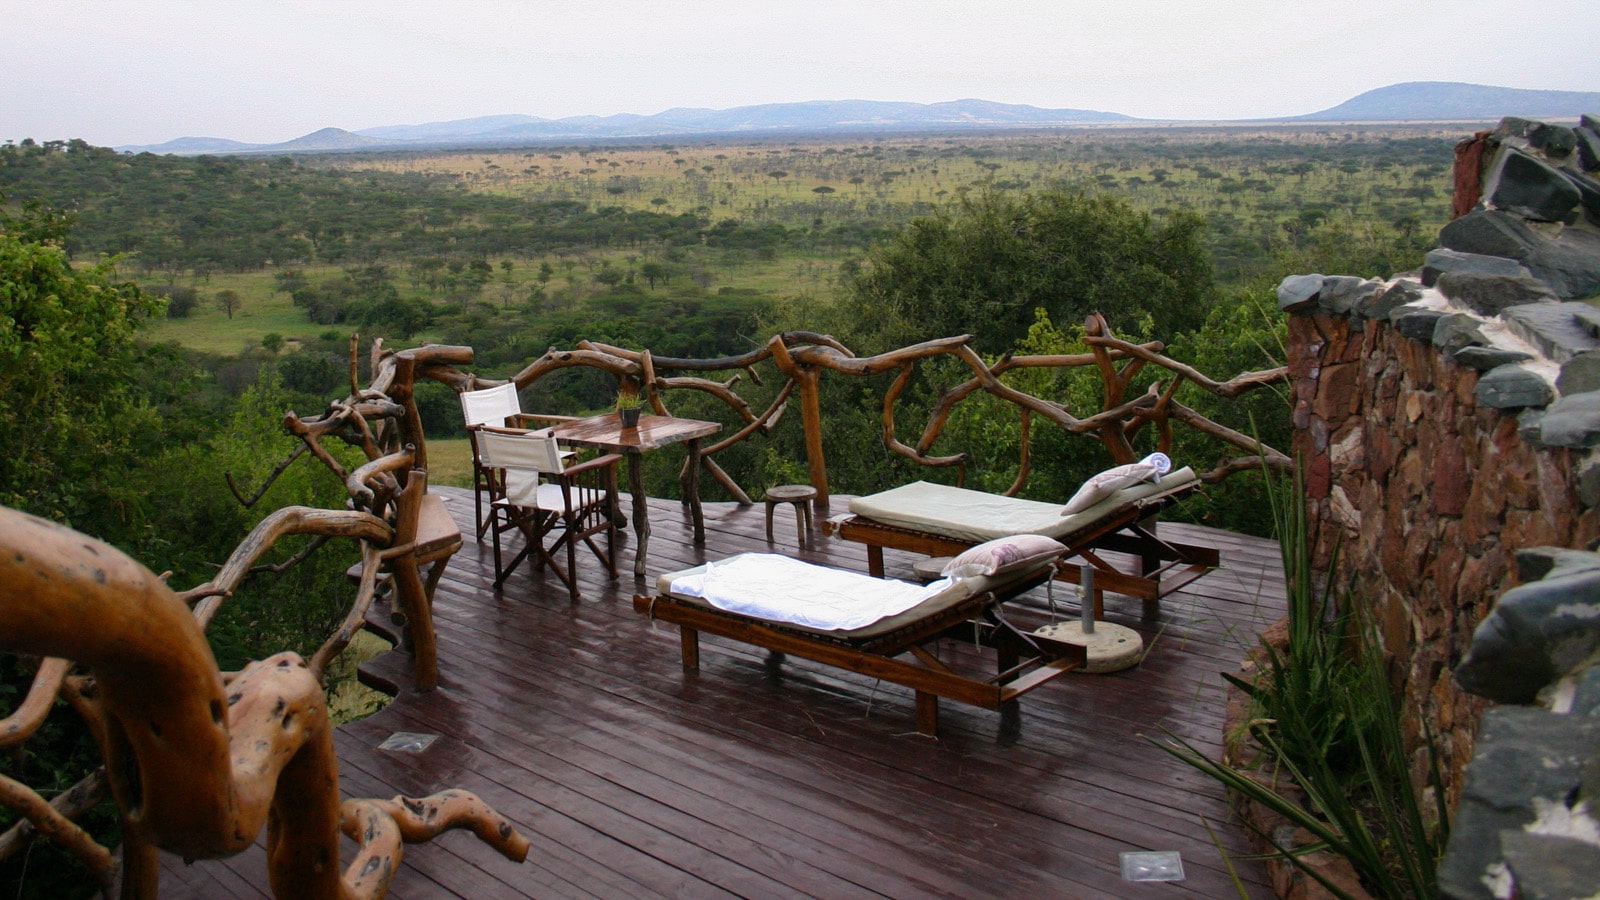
[{"x1": 764, "y1": 484, "x2": 817, "y2": 545}]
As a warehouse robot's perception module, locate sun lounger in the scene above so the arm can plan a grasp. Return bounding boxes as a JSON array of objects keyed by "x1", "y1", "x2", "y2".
[
  {"x1": 634, "y1": 549, "x2": 1087, "y2": 736},
  {"x1": 828, "y1": 468, "x2": 1217, "y2": 617}
]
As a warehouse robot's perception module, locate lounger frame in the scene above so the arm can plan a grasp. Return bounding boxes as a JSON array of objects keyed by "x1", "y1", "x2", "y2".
[
  {"x1": 829, "y1": 481, "x2": 1218, "y2": 618},
  {"x1": 634, "y1": 565, "x2": 1086, "y2": 736}
]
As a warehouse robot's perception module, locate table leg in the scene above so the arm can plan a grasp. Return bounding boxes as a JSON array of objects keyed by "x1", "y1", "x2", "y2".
[
  {"x1": 628, "y1": 452, "x2": 649, "y2": 577},
  {"x1": 684, "y1": 438, "x2": 706, "y2": 545}
]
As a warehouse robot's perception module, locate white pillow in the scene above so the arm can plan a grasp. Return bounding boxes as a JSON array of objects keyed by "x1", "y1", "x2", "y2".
[
  {"x1": 940, "y1": 534, "x2": 1068, "y2": 579},
  {"x1": 1060, "y1": 462, "x2": 1159, "y2": 515}
]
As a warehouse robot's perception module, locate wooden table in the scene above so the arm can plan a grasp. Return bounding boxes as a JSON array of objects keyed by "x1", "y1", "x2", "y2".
[{"x1": 549, "y1": 413, "x2": 722, "y2": 576}]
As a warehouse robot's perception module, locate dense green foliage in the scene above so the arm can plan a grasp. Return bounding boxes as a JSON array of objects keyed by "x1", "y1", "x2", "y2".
[
  {"x1": 0, "y1": 200, "x2": 164, "y2": 530},
  {"x1": 842, "y1": 188, "x2": 1215, "y2": 352}
]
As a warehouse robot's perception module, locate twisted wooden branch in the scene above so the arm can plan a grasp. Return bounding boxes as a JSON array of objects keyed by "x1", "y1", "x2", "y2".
[
  {"x1": 0, "y1": 505, "x2": 522, "y2": 898},
  {"x1": 423, "y1": 318, "x2": 1287, "y2": 504}
]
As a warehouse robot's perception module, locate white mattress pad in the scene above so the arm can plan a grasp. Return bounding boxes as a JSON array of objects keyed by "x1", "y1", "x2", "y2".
[{"x1": 666, "y1": 553, "x2": 952, "y2": 631}]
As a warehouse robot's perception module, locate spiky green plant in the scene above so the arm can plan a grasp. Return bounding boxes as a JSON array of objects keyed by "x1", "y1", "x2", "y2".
[{"x1": 1152, "y1": 466, "x2": 1449, "y2": 899}]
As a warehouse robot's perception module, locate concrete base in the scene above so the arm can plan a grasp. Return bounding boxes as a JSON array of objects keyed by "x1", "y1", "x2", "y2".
[{"x1": 1033, "y1": 621, "x2": 1144, "y2": 673}]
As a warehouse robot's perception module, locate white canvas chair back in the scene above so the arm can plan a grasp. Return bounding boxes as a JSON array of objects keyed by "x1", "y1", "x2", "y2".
[
  {"x1": 476, "y1": 429, "x2": 567, "y2": 474},
  {"x1": 476, "y1": 429, "x2": 571, "y2": 509},
  {"x1": 461, "y1": 382, "x2": 522, "y2": 429}
]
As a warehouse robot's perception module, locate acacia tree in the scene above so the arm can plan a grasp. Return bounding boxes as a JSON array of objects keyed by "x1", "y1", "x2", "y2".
[
  {"x1": 842, "y1": 187, "x2": 1217, "y2": 353},
  {"x1": 216, "y1": 288, "x2": 243, "y2": 319}
]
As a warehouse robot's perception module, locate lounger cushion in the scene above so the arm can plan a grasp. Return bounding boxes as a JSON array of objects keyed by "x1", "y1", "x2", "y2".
[
  {"x1": 846, "y1": 467, "x2": 1198, "y2": 544},
  {"x1": 1060, "y1": 462, "x2": 1159, "y2": 514},
  {"x1": 656, "y1": 554, "x2": 1057, "y2": 641},
  {"x1": 941, "y1": 534, "x2": 1067, "y2": 579}
]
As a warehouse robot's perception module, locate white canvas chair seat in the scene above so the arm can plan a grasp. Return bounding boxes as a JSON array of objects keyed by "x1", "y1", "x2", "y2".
[
  {"x1": 500, "y1": 473, "x2": 609, "y2": 513},
  {"x1": 476, "y1": 427, "x2": 620, "y2": 601},
  {"x1": 460, "y1": 382, "x2": 574, "y2": 540}
]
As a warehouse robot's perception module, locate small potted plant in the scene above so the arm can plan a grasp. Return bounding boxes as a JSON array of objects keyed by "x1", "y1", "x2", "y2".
[{"x1": 616, "y1": 384, "x2": 642, "y2": 429}]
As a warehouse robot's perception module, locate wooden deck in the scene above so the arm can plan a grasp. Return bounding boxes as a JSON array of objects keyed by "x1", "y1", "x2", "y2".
[{"x1": 160, "y1": 485, "x2": 1286, "y2": 898}]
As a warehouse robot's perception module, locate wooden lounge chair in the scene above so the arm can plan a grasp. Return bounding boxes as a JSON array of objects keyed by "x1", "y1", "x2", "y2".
[
  {"x1": 634, "y1": 552, "x2": 1087, "y2": 736},
  {"x1": 827, "y1": 468, "x2": 1217, "y2": 617}
]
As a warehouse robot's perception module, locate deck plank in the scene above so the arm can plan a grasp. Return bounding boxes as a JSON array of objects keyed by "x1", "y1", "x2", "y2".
[{"x1": 161, "y1": 486, "x2": 1283, "y2": 898}]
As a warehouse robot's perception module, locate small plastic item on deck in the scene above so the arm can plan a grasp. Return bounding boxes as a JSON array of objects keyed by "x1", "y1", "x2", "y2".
[
  {"x1": 1120, "y1": 850, "x2": 1185, "y2": 882},
  {"x1": 379, "y1": 731, "x2": 440, "y2": 753}
]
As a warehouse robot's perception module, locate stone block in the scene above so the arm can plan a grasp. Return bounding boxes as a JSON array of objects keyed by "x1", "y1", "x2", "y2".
[
  {"x1": 1312, "y1": 362, "x2": 1359, "y2": 420},
  {"x1": 1579, "y1": 454, "x2": 1600, "y2": 508},
  {"x1": 1439, "y1": 208, "x2": 1600, "y2": 300},
  {"x1": 1436, "y1": 707, "x2": 1598, "y2": 900},
  {"x1": 1573, "y1": 304, "x2": 1600, "y2": 338},
  {"x1": 1528, "y1": 122, "x2": 1578, "y2": 159},
  {"x1": 1422, "y1": 247, "x2": 1532, "y2": 287},
  {"x1": 1456, "y1": 556, "x2": 1600, "y2": 702},
  {"x1": 1431, "y1": 439, "x2": 1469, "y2": 516},
  {"x1": 1557, "y1": 351, "x2": 1600, "y2": 396},
  {"x1": 1502, "y1": 302, "x2": 1600, "y2": 363},
  {"x1": 1572, "y1": 666, "x2": 1600, "y2": 717},
  {"x1": 1394, "y1": 308, "x2": 1447, "y2": 341},
  {"x1": 1537, "y1": 391, "x2": 1600, "y2": 447},
  {"x1": 1317, "y1": 275, "x2": 1380, "y2": 316},
  {"x1": 1432, "y1": 313, "x2": 1486, "y2": 356},
  {"x1": 1482, "y1": 146, "x2": 1582, "y2": 222},
  {"x1": 1519, "y1": 407, "x2": 1547, "y2": 442},
  {"x1": 1513, "y1": 546, "x2": 1600, "y2": 583},
  {"x1": 1276, "y1": 273, "x2": 1323, "y2": 312},
  {"x1": 1306, "y1": 451, "x2": 1331, "y2": 500},
  {"x1": 1557, "y1": 167, "x2": 1600, "y2": 226},
  {"x1": 1366, "y1": 279, "x2": 1426, "y2": 318},
  {"x1": 1435, "y1": 270, "x2": 1556, "y2": 314},
  {"x1": 1577, "y1": 125, "x2": 1600, "y2": 173},
  {"x1": 1474, "y1": 364, "x2": 1554, "y2": 410},
  {"x1": 1501, "y1": 832, "x2": 1600, "y2": 900},
  {"x1": 1454, "y1": 345, "x2": 1533, "y2": 371}
]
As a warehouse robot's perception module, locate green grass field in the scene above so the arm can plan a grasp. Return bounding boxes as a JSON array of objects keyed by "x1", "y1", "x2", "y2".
[{"x1": 423, "y1": 438, "x2": 474, "y2": 489}]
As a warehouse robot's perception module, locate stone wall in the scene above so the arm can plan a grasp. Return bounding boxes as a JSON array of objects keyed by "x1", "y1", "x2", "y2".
[{"x1": 1280, "y1": 114, "x2": 1600, "y2": 808}]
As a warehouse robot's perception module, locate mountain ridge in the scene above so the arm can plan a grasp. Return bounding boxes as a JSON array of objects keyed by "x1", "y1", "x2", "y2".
[{"x1": 118, "y1": 83, "x2": 1600, "y2": 155}]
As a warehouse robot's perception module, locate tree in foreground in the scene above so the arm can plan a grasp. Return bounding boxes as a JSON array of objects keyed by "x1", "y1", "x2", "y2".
[{"x1": 841, "y1": 187, "x2": 1216, "y2": 352}]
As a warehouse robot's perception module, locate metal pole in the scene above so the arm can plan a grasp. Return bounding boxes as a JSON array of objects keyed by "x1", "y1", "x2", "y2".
[{"x1": 1080, "y1": 564, "x2": 1095, "y2": 634}]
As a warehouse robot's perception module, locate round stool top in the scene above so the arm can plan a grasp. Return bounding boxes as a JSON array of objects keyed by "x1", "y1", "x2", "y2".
[
  {"x1": 912, "y1": 556, "x2": 955, "y2": 583},
  {"x1": 765, "y1": 484, "x2": 818, "y2": 503}
]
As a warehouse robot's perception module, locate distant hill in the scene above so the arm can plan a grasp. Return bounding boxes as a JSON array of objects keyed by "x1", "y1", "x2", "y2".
[
  {"x1": 126, "y1": 127, "x2": 389, "y2": 156},
  {"x1": 1296, "y1": 81, "x2": 1600, "y2": 122},
  {"x1": 365, "y1": 98, "x2": 1135, "y2": 143},
  {"x1": 117, "y1": 99, "x2": 1134, "y2": 154},
  {"x1": 115, "y1": 84, "x2": 1600, "y2": 155}
]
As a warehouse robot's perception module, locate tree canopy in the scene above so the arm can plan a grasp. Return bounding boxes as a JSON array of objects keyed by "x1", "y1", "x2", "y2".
[
  {"x1": 841, "y1": 187, "x2": 1217, "y2": 352},
  {"x1": 0, "y1": 201, "x2": 163, "y2": 526}
]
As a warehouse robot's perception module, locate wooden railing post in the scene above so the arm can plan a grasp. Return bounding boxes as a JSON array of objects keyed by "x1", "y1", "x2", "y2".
[{"x1": 796, "y1": 365, "x2": 830, "y2": 508}]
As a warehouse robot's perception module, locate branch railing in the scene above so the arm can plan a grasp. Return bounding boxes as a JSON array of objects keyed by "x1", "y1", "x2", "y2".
[
  {"x1": 0, "y1": 339, "x2": 528, "y2": 898},
  {"x1": 435, "y1": 314, "x2": 1290, "y2": 507}
]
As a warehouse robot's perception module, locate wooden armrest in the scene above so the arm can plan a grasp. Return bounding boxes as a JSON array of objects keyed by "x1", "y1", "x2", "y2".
[
  {"x1": 562, "y1": 453, "x2": 623, "y2": 477},
  {"x1": 513, "y1": 413, "x2": 579, "y2": 427}
]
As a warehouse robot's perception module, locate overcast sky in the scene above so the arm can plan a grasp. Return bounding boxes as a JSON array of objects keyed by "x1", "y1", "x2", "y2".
[{"x1": 6, "y1": 0, "x2": 1597, "y2": 147}]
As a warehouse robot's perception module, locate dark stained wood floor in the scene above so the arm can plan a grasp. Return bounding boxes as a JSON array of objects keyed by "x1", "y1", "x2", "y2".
[{"x1": 160, "y1": 485, "x2": 1285, "y2": 898}]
